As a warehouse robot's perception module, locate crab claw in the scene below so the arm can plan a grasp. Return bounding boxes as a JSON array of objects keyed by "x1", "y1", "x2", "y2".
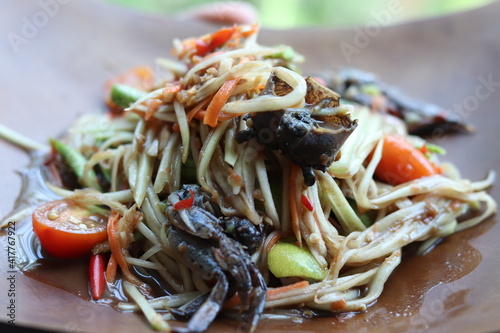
[
  {"x1": 164, "y1": 186, "x2": 267, "y2": 332},
  {"x1": 166, "y1": 227, "x2": 229, "y2": 333},
  {"x1": 243, "y1": 267, "x2": 267, "y2": 333},
  {"x1": 186, "y1": 276, "x2": 228, "y2": 333},
  {"x1": 213, "y1": 241, "x2": 253, "y2": 305}
]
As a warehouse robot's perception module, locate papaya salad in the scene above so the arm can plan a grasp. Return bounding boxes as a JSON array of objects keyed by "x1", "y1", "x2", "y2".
[{"x1": 0, "y1": 24, "x2": 497, "y2": 333}]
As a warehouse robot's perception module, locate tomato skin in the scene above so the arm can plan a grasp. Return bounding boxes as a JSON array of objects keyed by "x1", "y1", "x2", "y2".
[
  {"x1": 374, "y1": 135, "x2": 440, "y2": 186},
  {"x1": 32, "y1": 199, "x2": 108, "y2": 259}
]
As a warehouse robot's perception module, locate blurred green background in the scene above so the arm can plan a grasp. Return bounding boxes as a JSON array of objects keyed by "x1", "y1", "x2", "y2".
[{"x1": 102, "y1": 0, "x2": 495, "y2": 28}]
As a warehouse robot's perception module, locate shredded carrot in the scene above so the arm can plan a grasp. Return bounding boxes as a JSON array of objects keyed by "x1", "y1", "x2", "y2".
[
  {"x1": 267, "y1": 281, "x2": 310, "y2": 301},
  {"x1": 223, "y1": 280, "x2": 310, "y2": 308},
  {"x1": 193, "y1": 110, "x2": 207, "y2": 121},
  {"x1": 289, "y1": 164, "x2": 301, "y2": 245},
  {"x1": 186, "y1": 98, "x2": 211, "y2": 123},
  {"x1": 172, "y1": 123, "x2": 180, "y2": 132},
  {"x1": 107, "y1": 210, "x2": 145, "y2": 288},
  {"x1": 204, "y1": 76, "x2": 241, "y2": 127},
  {"x1": 106, "y1": 254, "x2": 118, "y2": 283}
]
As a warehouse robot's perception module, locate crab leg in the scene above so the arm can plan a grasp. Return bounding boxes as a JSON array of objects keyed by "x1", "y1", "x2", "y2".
[{"x1": 186, "y1": 275, "x2": 228, "y2": 333}]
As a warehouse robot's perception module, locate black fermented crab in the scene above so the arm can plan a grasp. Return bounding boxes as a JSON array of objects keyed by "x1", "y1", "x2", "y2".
[
  {"x1": 164, "y1": 185, "x2": 265, "y2": 333},
  {"x1": 327, "y1": 68, "x2": 472, "y2": 135},
  {"x1": 236, "y1": 73, "x2": 358, "y2": 186}
]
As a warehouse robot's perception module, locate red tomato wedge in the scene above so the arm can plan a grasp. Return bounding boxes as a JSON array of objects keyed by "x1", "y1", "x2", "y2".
[
  {"x1": 374, "y1": 135, "x2": 441, "y2": 186},
  {"x1": 32, "y1": 199, "x2": 108, "y2": 259}
]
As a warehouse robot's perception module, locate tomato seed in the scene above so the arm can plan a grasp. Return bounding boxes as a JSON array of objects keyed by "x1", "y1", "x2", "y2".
[{"x1": 47, "y1": 211, "x2": 59, "y2": 221}]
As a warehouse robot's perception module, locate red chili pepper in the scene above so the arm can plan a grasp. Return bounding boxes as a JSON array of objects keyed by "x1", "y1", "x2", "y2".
[
  {"x1": 174, "y1": 190, "x2": 195, "y2": 210},
  {"x1": 301, "y1": 194, "x2": 314, "y2": 212},
  {"x1": 89, "y1": 253, "x2": 106, "y2": 300},
  {"x1": 195, "y1": 27, "x2": 235, "y2": 57},
  {"x1": 195, "y1": 39, "x2": 210, "y2": 57}
]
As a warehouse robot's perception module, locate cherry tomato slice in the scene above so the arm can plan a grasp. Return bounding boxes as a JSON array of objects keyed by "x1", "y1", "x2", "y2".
[
  {"x1": 374, "y1": 135, "x2": 440, "y2": 186},
  {"x1": 32, "y1": 199, "x2": 108, "y2": 259}
]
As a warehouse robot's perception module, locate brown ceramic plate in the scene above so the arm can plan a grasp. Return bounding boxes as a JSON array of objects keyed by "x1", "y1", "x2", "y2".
[{"x1": 1, "y1": 1, "x2": 499, "y2": 332}]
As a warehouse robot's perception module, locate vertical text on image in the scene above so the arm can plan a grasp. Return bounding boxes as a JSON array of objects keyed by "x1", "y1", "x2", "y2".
[{"x1": 5, "y1": 221, "x2": 17, "y2": 325}]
